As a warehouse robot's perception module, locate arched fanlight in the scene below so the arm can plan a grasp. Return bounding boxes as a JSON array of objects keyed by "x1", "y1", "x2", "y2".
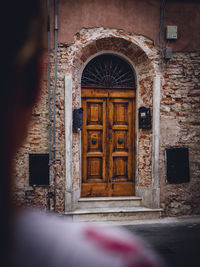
[{"x1": 81, "y1": 54, "x2": 135, "y2": 88}]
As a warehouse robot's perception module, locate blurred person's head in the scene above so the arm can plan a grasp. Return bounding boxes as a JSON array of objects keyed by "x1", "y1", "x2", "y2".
[
  {"x1": 1, "y1": 1, "x2": 43, "y2": 160},
  {"x1": 0, "y1": 1, "x2": 43, "y2": 266}
]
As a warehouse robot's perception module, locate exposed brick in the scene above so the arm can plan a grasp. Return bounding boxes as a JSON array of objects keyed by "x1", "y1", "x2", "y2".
[{"x1": 12, "y1": 28, "x2": 200, "y2": 217}]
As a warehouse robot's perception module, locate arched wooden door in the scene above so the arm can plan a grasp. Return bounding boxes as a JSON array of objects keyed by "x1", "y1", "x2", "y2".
[{"x1": 81, "y1": 54, "x2": 136, "y2": 197}]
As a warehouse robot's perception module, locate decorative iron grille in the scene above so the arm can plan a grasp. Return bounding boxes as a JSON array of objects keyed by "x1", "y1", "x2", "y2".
[{"x1": 81, "y1": 54, "x2": 135, "y2": 88}]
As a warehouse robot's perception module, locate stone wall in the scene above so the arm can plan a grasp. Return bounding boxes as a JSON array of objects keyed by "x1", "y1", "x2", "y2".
[
  {"x1": 12, "y1": 28, "x2": 161, "y2": 211},
  {"x1": 12, "y1": 52, "x2": 66, "y2": 213},
  {"x1": 12, "y1": 27, "x2": 200, "y2": 216},
  {"x1": 160, "y1": 52, "x2": 200, "y2": 216},
  {"x1": 62, "y1": 28, "x2": 160, "y2": 208}
]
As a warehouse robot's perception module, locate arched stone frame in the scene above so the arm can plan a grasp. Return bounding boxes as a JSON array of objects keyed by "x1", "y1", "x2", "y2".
[{"x1": 64, "y1": 28, "x2": 162, "y2": 211}]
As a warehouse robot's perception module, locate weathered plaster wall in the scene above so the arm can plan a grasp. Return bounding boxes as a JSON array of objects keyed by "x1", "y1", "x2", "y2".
[
  {"x1": 160, "y1": 52, "x2": 200, "y2": 216},
  {"x1": 12, "y1": 0, "x2": 200, "y2": 216},
  {"x1": 57, "y1": 0, "x2": 200, "y2": 51}
]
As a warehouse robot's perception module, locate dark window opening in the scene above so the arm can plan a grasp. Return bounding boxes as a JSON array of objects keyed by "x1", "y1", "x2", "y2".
[
  {"x1": 81, "y1": 54, "x2": 135, "y2": 88},
  {"x1": 166, "y1": 147, "x2": 190, "y2": 184},
  {"x1": 29, "y1": 154, "x2": 49, "y2": 186}
]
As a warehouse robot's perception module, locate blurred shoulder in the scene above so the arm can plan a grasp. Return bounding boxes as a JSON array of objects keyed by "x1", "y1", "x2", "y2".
[{"x1": 12, "y1": 209, "x2": 165, "y2": 267}]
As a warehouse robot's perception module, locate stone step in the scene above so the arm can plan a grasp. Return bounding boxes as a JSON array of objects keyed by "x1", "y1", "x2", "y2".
[
  {"x1": 78, "y1": 196, "x2": 142, "y2": 209},
  {"x1": 65, "y1": 207, "x2": 162, "y2": 222}
]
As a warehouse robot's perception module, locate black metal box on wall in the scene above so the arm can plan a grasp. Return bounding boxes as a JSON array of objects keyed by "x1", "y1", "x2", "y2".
[
  {"x1": 29, "y1": 154, "x2": 49, "y2": 186},
  {"x1": 138, "y1": 106, "x2": 152, "y2": 130},
  {"x1": 73, "y1": 107, "x2": 83, "y2": 132},
  {"x1": 165, "y1": 147, "x2": 190, "y2": 184}
]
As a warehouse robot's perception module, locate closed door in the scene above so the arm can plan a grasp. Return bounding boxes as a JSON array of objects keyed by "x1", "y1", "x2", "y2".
[{"x1": 81, "y1": 88, "x2": 135, "y2": 197}]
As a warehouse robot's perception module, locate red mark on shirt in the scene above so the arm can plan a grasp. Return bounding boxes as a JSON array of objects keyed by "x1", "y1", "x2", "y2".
[{"x1": 84, "y1": 228, "x2": 140, "y2": 254}]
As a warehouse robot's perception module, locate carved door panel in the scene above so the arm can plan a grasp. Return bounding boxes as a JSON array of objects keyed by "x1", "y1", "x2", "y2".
[
  {"x1": 81, "y1": 96, "x2": 107, "y2": 197},
  {"x1": 108, "y1": 98, "x2": 135, "y2": 196},
  {"x1": 81, "y1": 88, "x2": 135, "y2": 197}
]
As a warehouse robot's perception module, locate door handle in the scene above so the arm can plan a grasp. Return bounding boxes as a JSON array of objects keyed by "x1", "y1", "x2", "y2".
[
  {"x1": 91, "y1": 138, "x2": 97, "y2": 145},
  {"x1": 118, "y1": 138, "x2": 123, "y2": 144}
]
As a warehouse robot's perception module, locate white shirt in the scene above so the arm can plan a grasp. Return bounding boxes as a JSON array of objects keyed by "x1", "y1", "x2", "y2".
[{"x1": 12, "y1": 210, "x2": 164, "y2": 267}]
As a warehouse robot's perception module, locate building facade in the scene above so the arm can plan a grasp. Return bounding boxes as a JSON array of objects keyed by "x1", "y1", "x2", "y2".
[{"x1": 13, "y1": 0, "x2": 200, "y2": 217}]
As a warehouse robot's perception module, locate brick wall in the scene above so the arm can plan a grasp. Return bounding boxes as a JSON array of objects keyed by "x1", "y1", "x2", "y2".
[
  {"x1": 12, "y1": 52, "x2": 66, "y2": 212},
  {"x1": 160, "y1": 52, "x2": 200, "y2": 216},
  {"x1": 12, "y1": 27, "x2": 200, "y2": 216}
]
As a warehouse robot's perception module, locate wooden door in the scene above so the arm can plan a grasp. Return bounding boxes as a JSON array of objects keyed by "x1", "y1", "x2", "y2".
[{"x1": 81, "y1": 88, "x2": 135, "y2": 197}]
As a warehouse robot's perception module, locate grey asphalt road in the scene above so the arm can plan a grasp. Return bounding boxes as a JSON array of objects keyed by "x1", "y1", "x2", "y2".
[{"x1": 122, "y1": 219, "x2": 200, "y2": 267}]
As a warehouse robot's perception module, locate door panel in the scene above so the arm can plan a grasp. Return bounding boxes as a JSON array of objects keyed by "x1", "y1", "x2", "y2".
[
  {"x1": 113, "y1": 157, "x2": 128, "y2": 178},
  {"x1": 113, "y1": 131, "x2": 128, "y2": 152},
  {"x1": 87, "y1": 102, "x2": 103, "y2": 125},
  {"x1": 87, "y1": 157, "x2": 102, "y2": 180},
  {"x1": 81, "y1": 88, "x2": 135, "y2": 197},
  {"x1": 82, "y1": 97, "x2": 107, "y2": 188},
  {"x1": 109, "y1": 98, "x2": 134, "y2": 195},
  {"x1": 87, "y1": 130, "x2": 102, "y2": 152}
]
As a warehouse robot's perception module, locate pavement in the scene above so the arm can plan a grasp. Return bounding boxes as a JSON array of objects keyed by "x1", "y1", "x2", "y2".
[
  {"x1": 91, "y1": 214, "x2": 200, "y2": 226},
  {"x1": 97, "y1": 216, "x2": 200, "y2": 267}
]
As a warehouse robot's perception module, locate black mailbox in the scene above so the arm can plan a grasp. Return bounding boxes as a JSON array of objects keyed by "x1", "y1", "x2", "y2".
[
  {"x1": 138, "y1": 106, "x2": 152, "y2": 130},
  {"x1": 73, "y1": 107, "x2": 83, "y2": 132}
]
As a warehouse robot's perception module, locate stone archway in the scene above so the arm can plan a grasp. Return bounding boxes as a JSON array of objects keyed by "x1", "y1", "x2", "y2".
[{"x1": 64, "y1": 28, "x2": 162, "y2": 211}]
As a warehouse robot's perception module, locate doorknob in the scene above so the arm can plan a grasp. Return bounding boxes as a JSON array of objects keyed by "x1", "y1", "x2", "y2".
[
  {"x1": 118, "y1": 138, "x2": 123, "y2": 144},
  {"x1": 91, "y1": 138, "x2": 97, "y2": 145}
]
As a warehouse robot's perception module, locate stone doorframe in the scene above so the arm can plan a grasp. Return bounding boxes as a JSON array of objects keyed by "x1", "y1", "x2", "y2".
[{"x1": 64, "y1": 28, "x2": 162, "y2": 212}]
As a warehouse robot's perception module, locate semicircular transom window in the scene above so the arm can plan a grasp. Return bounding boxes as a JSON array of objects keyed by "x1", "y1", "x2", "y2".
[{"x1": 81, "y1": 54, "x2": 135, "y2": 88}]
